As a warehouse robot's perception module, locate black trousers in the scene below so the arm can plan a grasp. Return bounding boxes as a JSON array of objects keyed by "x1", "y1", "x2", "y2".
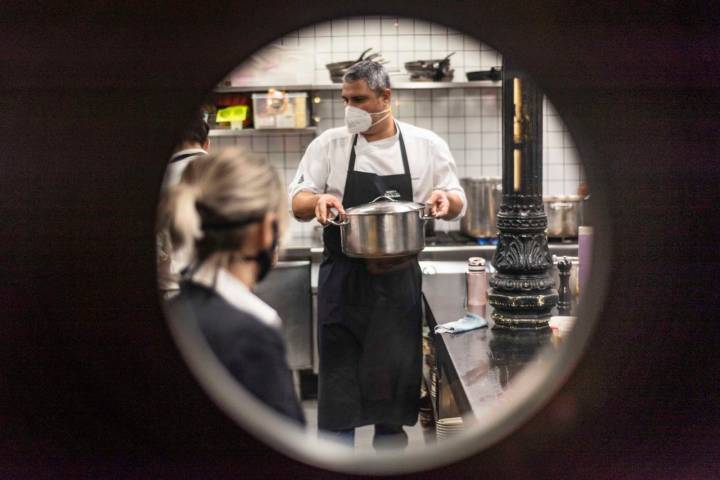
[{"x1": 317, "y1": 256, "x2": 423, "y2": 431}]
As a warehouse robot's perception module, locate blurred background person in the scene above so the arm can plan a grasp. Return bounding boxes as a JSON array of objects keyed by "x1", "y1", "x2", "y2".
[
  {"x1": 160, "y1": 148, "x2": 305, "y2": 425},
  {"x1": 157, "y1": 110, "x2": 210, "y2": 299},
  {"x1": 162, "y1": 110, "x2": 210, "y2": 188}
]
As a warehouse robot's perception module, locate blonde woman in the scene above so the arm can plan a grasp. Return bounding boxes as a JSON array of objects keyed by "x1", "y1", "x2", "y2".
[{"x1": 159, "y1": 148, "x2": 305, "y2": 424}]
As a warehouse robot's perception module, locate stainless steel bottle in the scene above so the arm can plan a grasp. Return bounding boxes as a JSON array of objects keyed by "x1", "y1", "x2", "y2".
[{"x1": 466, "y1": 257, "x2": 488, "y2": 307}]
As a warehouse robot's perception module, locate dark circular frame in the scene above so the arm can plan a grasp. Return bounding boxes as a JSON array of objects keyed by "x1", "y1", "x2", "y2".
[
  {"x1": 2, "y1": 2, "x2": 717, "y2": 478},
  {"x1": 162, "y1": 14, "x2": 612, "y2": 475}
]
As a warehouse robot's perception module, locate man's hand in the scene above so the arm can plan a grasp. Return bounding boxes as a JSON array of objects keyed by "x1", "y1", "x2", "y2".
[
  {"x1": 291, "y1": 191, "x2": 345, "y2": 223},
  {"x1": 426, "y1": 190, "x2": 450, "y2": 218},
  {"x1": 315, "y1": 194, "x2": 345, "y2": 225}
]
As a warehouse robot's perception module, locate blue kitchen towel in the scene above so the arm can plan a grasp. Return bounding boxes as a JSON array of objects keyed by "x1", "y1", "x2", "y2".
[{"x1": 434, "y1": 312, "x2": 488, "y2": 334}]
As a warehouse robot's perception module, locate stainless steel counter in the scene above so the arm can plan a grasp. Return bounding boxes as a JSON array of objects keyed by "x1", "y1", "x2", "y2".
[
  {"x1": 275, "y1": 239, "x2": 577, "y2": 378},
  {"x1": 282, "y1": 242, "x2": 579, "y2": 293},
  {"x1": 283, "y1": 242, "x2": 579, "y2": 262},
  {"x1": 253, "y1": 261, "x2": 313, "y2": 371},
  {"x1": 422, "y1": 273, "x2": 560, "y2": 423}
]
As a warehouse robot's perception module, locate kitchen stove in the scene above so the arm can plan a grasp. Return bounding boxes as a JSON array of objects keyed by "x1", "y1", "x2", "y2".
[{"x1": 425, "y1": 231, "x2": 499, "y2": 246}]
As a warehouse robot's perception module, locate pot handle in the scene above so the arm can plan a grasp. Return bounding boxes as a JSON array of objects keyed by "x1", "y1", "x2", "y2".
[
  {"x1": 370, "y1": 192, "x2": 399, "y2": 203},
  {"x1": 324, "y1": 212, "x2": 349, "y2": 227},
  {"x1": 420, "y1": 203, "x2": 436, "y2": 222}
]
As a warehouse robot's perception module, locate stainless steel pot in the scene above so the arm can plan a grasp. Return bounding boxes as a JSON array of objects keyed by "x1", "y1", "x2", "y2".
[
  {"x1": 460, "y1": 177, "x2": 502, "y2": 238},
  {"x1": 544, "y1": 195, "x2": 586, "y2": 239},
  {"x1": 327, "y1": 194, "x2": 434, "y2": 258},
  {"x1": 404, "y1": 52, "x2": 455, "y2": 81}
]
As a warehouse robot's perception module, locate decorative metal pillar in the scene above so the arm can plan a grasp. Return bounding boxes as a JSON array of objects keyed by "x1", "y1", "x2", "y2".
[{"x1": 489, "y1": 62, "x2": 557, "y2": 330}]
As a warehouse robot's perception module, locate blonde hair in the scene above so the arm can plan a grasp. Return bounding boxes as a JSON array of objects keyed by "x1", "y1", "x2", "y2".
[{"x1": 157, "y1": 147, "x2": 288, "y2": 271}]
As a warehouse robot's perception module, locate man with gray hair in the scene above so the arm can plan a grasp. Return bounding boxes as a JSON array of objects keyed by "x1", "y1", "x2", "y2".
[{"x1": 289, "y1": 60, "x2": 466, "y2": 449}]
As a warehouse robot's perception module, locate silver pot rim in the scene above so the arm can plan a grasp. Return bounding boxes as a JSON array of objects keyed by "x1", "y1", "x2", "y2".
[
  {"x1": 345, "y1": 202, "x2": 426, "y2": 216},
  {"x1": 342, "y1": 194, "x2": 428, "y2": 216}
]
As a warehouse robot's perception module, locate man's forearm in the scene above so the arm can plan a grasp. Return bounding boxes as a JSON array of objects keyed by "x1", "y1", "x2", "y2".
[{"x1": 291, "y1": 191, "x2": 320, "y2": 221}]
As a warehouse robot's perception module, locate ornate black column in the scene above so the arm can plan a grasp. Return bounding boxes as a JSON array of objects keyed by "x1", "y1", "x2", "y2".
[{"x1": 489, "y1": 62, "x2": 557, "y2": 330}]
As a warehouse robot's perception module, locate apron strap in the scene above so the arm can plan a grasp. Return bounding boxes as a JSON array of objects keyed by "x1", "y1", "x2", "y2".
[
  {"x1": 169, "y1": 152, "x2": 200, "y2": 164},
  {"x1": 397, "y1": 127, "x2": 410, "y2": 177},
  {"x1": 347, "y1": 123, "x2": 410, "y2": 176},
  {"x1": 347, "y1": 133, "x2": 359, "y2": 172}
]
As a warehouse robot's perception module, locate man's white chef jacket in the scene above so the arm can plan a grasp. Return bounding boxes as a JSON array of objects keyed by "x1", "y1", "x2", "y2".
[{"x1": 287, "y1": 120, "x2": 467, "y2": 218}]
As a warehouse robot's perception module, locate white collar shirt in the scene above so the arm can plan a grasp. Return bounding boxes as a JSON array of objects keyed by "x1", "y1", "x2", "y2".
[
  {"x1": 287, "y1": 120, "x2": 466, "y2": 219},
  {"x1": 189, "y1": 260, "x2": 282, "y2": 330}
]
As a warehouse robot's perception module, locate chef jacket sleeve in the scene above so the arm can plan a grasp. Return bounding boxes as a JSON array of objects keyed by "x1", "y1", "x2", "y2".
[
  {"x1": 430, "y1": 135, "x2": 468, "y2": 218},
  {"x1": 287, "y1": 136, "x2": 329, "y2": 221}
]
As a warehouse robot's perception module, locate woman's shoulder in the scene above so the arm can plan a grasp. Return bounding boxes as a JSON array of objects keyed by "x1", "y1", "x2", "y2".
[{"x1": 169, "y1": 283, "x2": 282, "y2": 342}]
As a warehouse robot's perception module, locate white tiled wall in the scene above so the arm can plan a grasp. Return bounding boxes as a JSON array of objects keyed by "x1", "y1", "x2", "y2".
[
  {"x1": 543, "y1": 97, "x2": 584, "y2": 197},
  {"x1": 281, "y1": 16, "x2": 503, "y2": 85},
  {"x1": 212, "y1": 16, "x2": 585, "y2": 240}
]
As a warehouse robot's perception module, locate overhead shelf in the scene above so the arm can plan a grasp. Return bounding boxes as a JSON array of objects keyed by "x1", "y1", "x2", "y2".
[
  {"x1": 208, "y1": 127, "x2": 317, "y2": 137},
  {"x1": 213, "y1": 80, "x2": 501, "y2": 93}
]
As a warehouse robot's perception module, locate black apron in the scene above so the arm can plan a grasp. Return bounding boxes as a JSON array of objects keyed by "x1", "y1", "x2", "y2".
[{"x1": 317, "y1": 126, "x2": 423, "y2": 431}]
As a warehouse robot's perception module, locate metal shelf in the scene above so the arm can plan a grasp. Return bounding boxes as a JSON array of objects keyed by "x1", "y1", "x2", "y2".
[
  {"x1": 208, "y1": 127, "x2": 317, "y2": 137},
  {"x1": 213, "y1": 80, "x2": 501, "y2": 93}
]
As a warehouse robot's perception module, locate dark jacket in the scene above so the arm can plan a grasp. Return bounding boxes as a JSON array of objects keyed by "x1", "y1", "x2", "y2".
[{"x1": 168, "y1": 282, "x2": 305, "y2": 425}]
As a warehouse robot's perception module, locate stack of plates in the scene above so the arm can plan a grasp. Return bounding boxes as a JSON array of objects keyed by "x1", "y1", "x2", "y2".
[{"x1": 436, "y1": 417, "x2": 464, "y2": 441}]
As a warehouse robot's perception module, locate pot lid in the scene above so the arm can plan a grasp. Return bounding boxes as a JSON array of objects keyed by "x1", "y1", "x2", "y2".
[{"x1": 347, "y1": 198, "x2": 425, "y2": 215}]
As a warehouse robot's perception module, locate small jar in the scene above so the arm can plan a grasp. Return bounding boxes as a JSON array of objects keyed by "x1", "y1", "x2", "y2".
[{"x1": 466, "y1": 257, "x2": 488, "y2": 307}]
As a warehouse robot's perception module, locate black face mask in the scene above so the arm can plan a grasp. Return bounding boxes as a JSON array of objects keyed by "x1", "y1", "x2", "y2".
[
  {"x1": 196, "y1": 202, "x2": 278, "y2": 284},
  {"x1": 246, "y1": 219, "x2": 278, "y2": 283}
]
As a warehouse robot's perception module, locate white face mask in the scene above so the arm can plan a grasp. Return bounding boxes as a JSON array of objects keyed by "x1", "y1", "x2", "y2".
[{"x1": 344, "y1": 105, "x2": 392, "y2": 134}]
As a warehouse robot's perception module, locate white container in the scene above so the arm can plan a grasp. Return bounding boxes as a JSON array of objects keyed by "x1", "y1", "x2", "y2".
[
  {"x1": 549, "y1": 315, "x2": 577, "y2": 338},
  {"x1": 252, "y1": 92, "x2": 309, "y2": 129}
]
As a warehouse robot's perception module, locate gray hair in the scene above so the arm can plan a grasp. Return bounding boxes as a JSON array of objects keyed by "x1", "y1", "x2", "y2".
[{"x1": 343, "y1": 60, "x2": 391, "y2": 94}]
